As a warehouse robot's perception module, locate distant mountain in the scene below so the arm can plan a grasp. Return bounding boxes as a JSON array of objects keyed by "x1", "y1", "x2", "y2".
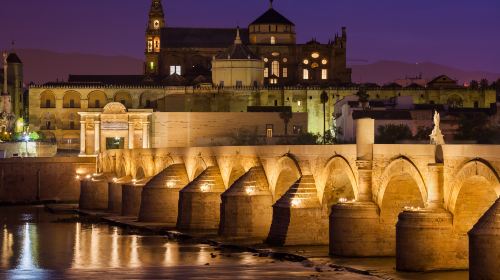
[
  {"x1": 11, "y1": 49, "x2": 500, "y2": 86},
  {"x1": 351, "y1": 60, "x2": 500, "y2": 85},
  {"x1": 14, "y1": 49, "x2": 143, "y2": 84}
]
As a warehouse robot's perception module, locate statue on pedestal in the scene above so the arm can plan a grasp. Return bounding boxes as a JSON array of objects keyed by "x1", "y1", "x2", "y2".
[{"x1": 430, "y1": 111, "x2": 445, "y2": 145}]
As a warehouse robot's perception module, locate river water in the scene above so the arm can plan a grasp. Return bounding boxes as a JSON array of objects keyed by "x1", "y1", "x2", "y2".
[{"x1": 0, "y1": 206, "x2": 468, "y2": 280}]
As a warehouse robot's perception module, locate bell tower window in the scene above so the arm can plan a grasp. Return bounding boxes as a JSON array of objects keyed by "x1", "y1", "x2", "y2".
[
  {"x1": 147, "y1": 40, "x2": 153, "y2": 52},
  {"x1": 153, "y1": 20, "x2": 160, "y2": 29},
  {"x1": 150, "y1": 62, "x2": 155, "y2": 70},
  {"x1": 270, "y1": 36, "x2": 276, "y2": 45},
  {"x1": 154, "y1": 37, "x2": 160, "y2": 52}
]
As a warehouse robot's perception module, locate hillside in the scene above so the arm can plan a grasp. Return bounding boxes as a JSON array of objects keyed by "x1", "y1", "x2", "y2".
[{"x1": 11, "y1": 49, "x2": 500, "y2": 85}]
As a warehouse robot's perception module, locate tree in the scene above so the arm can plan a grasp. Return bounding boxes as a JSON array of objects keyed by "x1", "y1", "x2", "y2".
[
  {"x1": 480, "y1": 79, "x2": 489, "y2": 90},
  {"x1": 289, "y1": 132, "x2": 320, "y2": 145},
  {"x1": 356, "y1": 88, "x2": 369, "y2": 109},
  {"x1": 279, "y1": 110, "x2": 293, "y2": 137},
  {"x1": 414, "y1": 126, "x2": 433, "y2": 141},
  {"x1": 469, "y1": 80, "x2": 479, "y2": 89},
  {"x1": 454, "y1": 113, "x2": 500, "y2": 144},
  {"x1": 320, "y1": 90, "x2": 329, "y2": 144},
  {"x1": 376, "y1": 124, "x2": 413, "y2": 144}
]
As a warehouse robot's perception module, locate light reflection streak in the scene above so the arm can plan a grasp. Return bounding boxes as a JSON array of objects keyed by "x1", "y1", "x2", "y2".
[
  {"x1": 8, "y1": 223, "x2": 47, "y2": 279},
  {"x1": 130, "y1": 235, "x2": 139, "y2": 268},
  {"x1": 90, "y1": 225, "x2": 100, "y2": 268},
  {"x1": 1, "y1": 226, "x2": 13, "y2": 267},
  {"x1": 110, "y1": 227, "x2": 119, "y2": 267},
  {"x1": 72, "y1": 223, "x2": 82, "y2": 268}
]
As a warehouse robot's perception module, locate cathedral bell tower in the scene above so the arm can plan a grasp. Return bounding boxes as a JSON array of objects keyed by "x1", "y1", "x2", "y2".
[{"x1": 145, "y1": 0, "x2": 165, "y2": 77}]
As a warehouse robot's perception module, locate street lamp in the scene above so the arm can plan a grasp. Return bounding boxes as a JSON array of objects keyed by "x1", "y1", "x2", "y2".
[{"x1": 320, "y1": 90, "x2": 329, "y2": 144}]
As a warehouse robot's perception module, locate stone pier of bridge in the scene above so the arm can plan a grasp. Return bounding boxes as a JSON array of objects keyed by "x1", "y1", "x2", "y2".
[{"x1": 78, "y1": 118, "x2": 500, "y2": 275}]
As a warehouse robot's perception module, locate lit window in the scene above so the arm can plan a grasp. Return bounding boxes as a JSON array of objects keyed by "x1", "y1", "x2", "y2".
[
  {"x1": 293, "y1": 125, "x2": 302, "y2": 134},
  {"x1": 322, "y1": 69, "x2": 328, "y2": 80},
  {"x1": 270, "y1": 36, "x2": 276, "y2": 45},
  {"x1": 272, "y1": 52, "x2": 280, "y2": 57},
  {"x1": 266, "y1": 124, "x2": 273, "y2": 138},
  {"x1": 303, "y1": 59, "x2": 309, "y2": 65},
  {"x1": 263, "y1": 57, "x2": 269, "y2": 63},
  {"x1": 311, "y1": 52, "x2": 320, "y2": 58},
  {"x1": 283, "y1": 68, "x2": 288, "y2": 78},
  {"x1": 271, "y1": 61, "x2": 280, "y2": 77},
  {"x1": 322, "y1": 59, "x2": 328, "y2": 65},
  {"x1": 153, "y1": 20, "x2": 160, "y2": 29},
  {"x1": 297, "y1": 100, "x2": 302, "y2": 107},
  {"x1": 154, "y1": 38, "x2": 160, "y2": 52},
  {"x1": 270, "y1": 78, "x2": 278, "y2": 84},
  {"x1": 283, "y1": 58, "x2": 288, "y2": 63},
  {"x1": 170, "y1": 65, "x2": 181, "y2": 75},
  {"x1": 311, "y1": 62, "x2": 319, "y2": 69},
  {"x1": 150, "y1": 62, "x2": 155, "y2": 70},
  {"x1": 303, "y1": 69, "x2": 309, "y2": 80},
  {"x1": 147, "y1": 40, "x2": 153, "y2": 52},
  {"x1": 264, "y1": 68, "x2": 269, "y2": 78}
]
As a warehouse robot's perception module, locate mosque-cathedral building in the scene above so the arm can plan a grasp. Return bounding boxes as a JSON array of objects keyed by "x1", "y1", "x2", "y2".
[
  {"x1": 25, "y1": 0, "x2": 497, "y2": 152},
  {"x1": 144, "y1": 0, "x2": 351, "y2": 86}
]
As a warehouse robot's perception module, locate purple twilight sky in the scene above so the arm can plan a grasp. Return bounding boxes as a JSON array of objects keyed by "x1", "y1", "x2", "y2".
[{"x1": 1, "y1": 0, "x2": 499, "y2": 73}]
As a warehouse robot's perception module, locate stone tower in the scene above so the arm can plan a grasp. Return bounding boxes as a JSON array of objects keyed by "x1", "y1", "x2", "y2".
[
  {"x1": 1, "y1": 52, "x2": 12, "y2": 115},
  {"x1": 145, "y1": 0, "x2": 166, "y2": 77},
  {"x1": 332, "y1": 27, "x2": 351, "y2": 84},
  {"x1": 6, "y1": 52, "x2": 23, "y2": 118}
]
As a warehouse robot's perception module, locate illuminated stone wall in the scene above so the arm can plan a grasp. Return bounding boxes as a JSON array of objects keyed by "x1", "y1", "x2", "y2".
[
  {"x1": 0, "y1": 157, "x2": 95, "y2": 203},
  {"x1": 28, "y1": 85, "x2": 496, "y2": 144}
]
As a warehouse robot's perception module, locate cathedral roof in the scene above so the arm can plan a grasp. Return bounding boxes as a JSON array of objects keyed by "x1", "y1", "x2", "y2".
[
  {"x1": 250, "y1": 8, "x2": 294, "y2": 26},
  {"x1": 6, "y1": 53, "x2": 22, "y2": 64},
  {"x1": 161, "y1": 27, "x2": 249, "y2": 48}
]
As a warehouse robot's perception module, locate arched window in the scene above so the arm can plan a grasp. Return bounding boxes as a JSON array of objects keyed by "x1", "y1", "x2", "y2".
[
  {"x1": 114, "y1": 92, "x2": 132, "y2": 108},
  {"x1": 40, "y1": 91, "x2": 56, "y2": 108},
  {"x1": 271, "y1": 61, "x2": 280, "y2": 77},
  {"x1": 270, "y1": 36, "x2": 276, "y2": 45},
  {"x1": 88, "y1": 91, "x2": 107, "y2": 108},
  {"x1": 303, "y1": 69, "x2": 309, "y2": 80},
  {"x1": 63, "y1": 91, "x2": 81, "y2": 108}
]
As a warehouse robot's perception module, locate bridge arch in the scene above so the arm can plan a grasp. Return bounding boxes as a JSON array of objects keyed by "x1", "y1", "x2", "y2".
[
  {"x1": 377, "y1": 156, "x2": 427, "y2": 253},
  {"x1": 376, "y1": 156, "x2": 428, "y2": 208},
  {"x1": 272, "y1": 154, "x2": 302, "y2": 202},
  {"x1": 448, "y1": 159, "x2": 500, "y2": 231},
  {"x1": 320, "y1": 155, "x2": 357, "y2": 212}
]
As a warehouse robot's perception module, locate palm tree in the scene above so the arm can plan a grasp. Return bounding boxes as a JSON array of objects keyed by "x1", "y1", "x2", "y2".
[
  {"x1": 279, "y1": 109, "x2": 293, "y2": 142},
  {"x1": 320, "y1": 90, "x2": 329, "y2": 144}
]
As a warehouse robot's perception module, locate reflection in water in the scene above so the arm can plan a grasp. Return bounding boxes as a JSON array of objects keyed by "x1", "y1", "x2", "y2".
[{"x1": 0, "y1": 206, "x2": 469, "y2": 280}]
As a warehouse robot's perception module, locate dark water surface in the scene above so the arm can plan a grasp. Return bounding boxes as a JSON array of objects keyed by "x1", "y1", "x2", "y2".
[
  {"x1": 0, "y1": 206, "x2": 374, "y2": 280},
  {"x1": 0, "y1": 206, "x2": 468, "y2": 280}
]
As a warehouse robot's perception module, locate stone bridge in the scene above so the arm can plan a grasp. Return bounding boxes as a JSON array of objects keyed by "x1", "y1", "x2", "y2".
[{"x1": 85, "y1": 118, "x2": 500, "y2": 274}]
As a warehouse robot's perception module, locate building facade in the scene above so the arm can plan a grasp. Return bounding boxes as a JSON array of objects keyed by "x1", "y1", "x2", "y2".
[{"x1": 144, "y1": 0, "x2": 352, "y2": 86}]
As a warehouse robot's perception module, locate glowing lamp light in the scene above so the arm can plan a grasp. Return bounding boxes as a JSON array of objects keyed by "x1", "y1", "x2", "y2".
[
  {"x1": 132, "y1": 179, "x2": 138, "y2": 185},
  {"x1": 166, "y1": 181, "x2": 176, "y2": 188},
  {"x1": 200, "y1": 183, "x2": 210, "y2": 193},
  {"x1": 85, "y1": 174, "x2": 91, "y2": 180},
  {"x1": 245, "y1": 185, "x2": 255, "y2": 195},
  {"x1": 75, "y1": 175, "x2": 80, "y2": 180},
  {"x1": 112, "y1": 178, "x2": 118, "y2": 183},
  {"x1": 291, "y1": 198, "x2": 301, "y2": 207},
  {"x1": 338, "y1": 197, "x2": 348, "y2": 203}
]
